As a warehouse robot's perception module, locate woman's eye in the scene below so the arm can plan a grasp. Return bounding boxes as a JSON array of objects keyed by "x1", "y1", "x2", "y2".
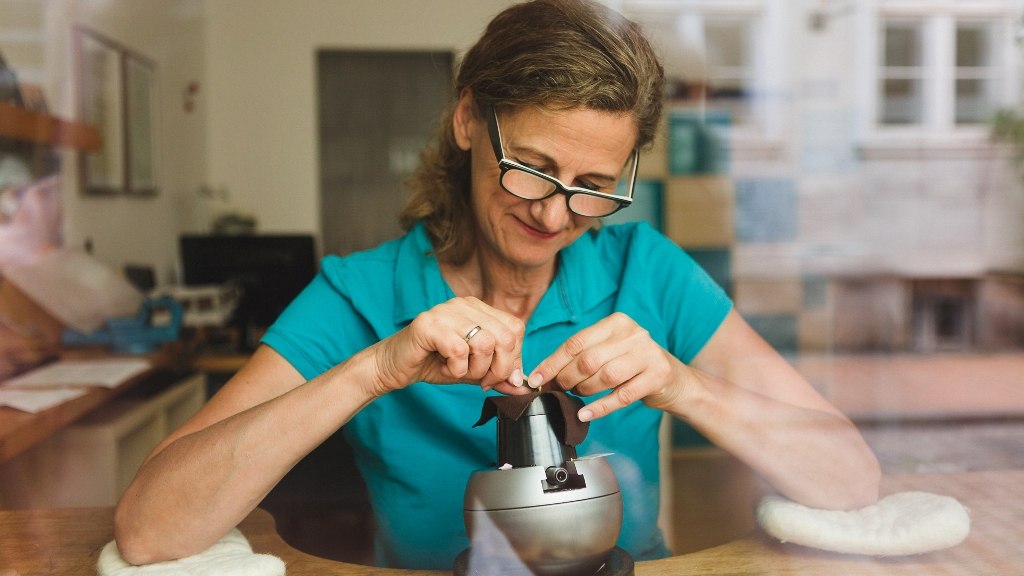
[
  {"x1": 578, "y1": 178, "x2": 615, "y2": 193},
  {"x1": 521, "y1": 161, "x2": 551, "y2": 175}
]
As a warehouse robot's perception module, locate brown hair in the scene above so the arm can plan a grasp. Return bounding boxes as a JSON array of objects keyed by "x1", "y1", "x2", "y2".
[{"x1": 400, "y1": 0, "x2": 665, "y2": 264}]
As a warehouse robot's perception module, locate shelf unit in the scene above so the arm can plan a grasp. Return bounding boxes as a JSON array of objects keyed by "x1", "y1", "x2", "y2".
[
  {"x1": 0, "y1": 372, "x2": 206, "y2": 508},
  {"x1": 0, "y1": 101, "x2": 100, "y2": 151}
]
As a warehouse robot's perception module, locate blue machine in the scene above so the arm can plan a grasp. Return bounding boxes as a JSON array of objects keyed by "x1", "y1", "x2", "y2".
[{"x1": 61, "y1": 296, "x2": 183, "y2": 354}]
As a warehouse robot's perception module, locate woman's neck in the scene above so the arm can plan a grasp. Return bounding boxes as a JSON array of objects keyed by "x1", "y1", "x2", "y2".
[{"x1": 441, "y1": 252, "x2": 556, "y2": 322}]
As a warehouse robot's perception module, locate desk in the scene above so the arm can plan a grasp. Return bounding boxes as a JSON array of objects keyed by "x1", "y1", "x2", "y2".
[
  {"x1": 0, "y1": 345, "x2": 182, "y2": 464},
  {"x1": 1, "y1": 469, "x2": 1019, "y2": 575}
]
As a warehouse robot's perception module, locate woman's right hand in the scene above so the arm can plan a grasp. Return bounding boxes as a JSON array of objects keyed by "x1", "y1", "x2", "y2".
[{"x1": 368, "y1": 297, "x2": 530, "y2": 397}]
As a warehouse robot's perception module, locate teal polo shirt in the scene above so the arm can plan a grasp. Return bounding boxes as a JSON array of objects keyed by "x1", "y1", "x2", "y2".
[{"x1": 261, "y1": 221, "x2": 731, "y2": 569}]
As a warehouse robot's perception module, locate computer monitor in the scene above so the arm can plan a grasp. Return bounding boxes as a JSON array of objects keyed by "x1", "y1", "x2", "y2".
[{"x1": 179, "y1": 234, "x2": 318, "y2": 349}]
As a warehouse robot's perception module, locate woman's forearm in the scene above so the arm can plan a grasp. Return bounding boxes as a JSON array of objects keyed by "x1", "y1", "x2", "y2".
[
  {"x1": 669, "y1": 368, "x2": 880, "y2": 510},
  {"x1": 113, "y1": 351, "x2": 378, "y2": 565}
]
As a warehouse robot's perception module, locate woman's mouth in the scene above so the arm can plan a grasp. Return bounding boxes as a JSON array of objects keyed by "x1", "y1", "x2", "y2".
[{"x1": 516, "y1": 217, "x2": 559, "y2": 240}]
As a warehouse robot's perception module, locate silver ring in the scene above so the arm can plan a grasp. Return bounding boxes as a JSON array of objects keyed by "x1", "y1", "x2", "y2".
[{"x1": 464, "y1": 325, "x2": 482, "y2": 342}]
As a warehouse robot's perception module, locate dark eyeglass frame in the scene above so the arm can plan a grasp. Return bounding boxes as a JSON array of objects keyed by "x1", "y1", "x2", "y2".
[{"x1": 485, "y1": 105, "x2": 638, "y2": 218}]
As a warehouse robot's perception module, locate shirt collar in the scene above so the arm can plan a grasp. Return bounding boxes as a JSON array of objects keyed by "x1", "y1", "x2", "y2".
[
  {"x1": 393, "y1": 224, "x2": 616, "y2": 330},
  {"x1": 393, "y1": 223, "x2": 447, "y2": 326}
]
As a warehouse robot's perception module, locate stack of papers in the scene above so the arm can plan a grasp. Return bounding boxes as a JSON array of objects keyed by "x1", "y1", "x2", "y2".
[
  {"x1": 0, "y1": 387, "x2": 90, "y2": 413},
  {"x1": 0, "y1": 358, "x2": 152, "y2": 414}
]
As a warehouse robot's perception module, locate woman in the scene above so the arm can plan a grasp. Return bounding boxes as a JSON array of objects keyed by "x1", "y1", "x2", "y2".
[{"x1": 114, "y1": 0, "x2": 880, "y2": 569}]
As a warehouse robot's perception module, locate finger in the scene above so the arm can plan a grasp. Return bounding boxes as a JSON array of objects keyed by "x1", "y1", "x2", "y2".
[
  {"x1": 442, "y1": 344, "x2": 470, "y2": 380},
  {"x1": 569, "y1": 350, "x2": 644, "y2": 397},
  {"x1": 527, "y1": 322, "x2": 614, "y2": 389},
  {"x1": 465, "y1": 329, "x2": 496, "y2": 381},
  {"x1": 408, "y1": 296, "x2": 525, "y2": 387},
  {"x1": 461, "y1": 299, "x2": 525, "y2": 387},
  {"x1": 490, "y1": 379, "x2": 535, "y2": 396},
  {"x1": 399, "y1": 317, "x2": 470, "y2": 384},
  {"x1": 577, "y1": 377, "x2": 647, "y2": 422},
  {"x1": 484, "y1": 323, "x2": 523, "y2": 388},
  {"x1": 432, "y1": 308, "x2": 495, "y2": 381},
  {"x1": 550, "y1": 338, "x2": 632, "y2": 393}
]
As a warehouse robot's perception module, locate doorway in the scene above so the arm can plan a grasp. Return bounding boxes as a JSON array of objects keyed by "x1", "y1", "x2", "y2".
[
  {"x1": 275, "y1": 50, "x2": 453, "y2": 563},
  {"x1": 317, "y1": 50, "x2": 454, "y2": 257}
]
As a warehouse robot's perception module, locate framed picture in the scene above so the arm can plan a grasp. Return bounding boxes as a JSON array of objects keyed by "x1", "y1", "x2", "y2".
[
  {"x1": 125, "y1": 54, "x2": 157, "y2": 195},
  {"x1": 74, "y1": 27, "x2": 158, "y2": 196},
  {"x1": 76, "y1": 29, "x2": 124, "y2": 194}
]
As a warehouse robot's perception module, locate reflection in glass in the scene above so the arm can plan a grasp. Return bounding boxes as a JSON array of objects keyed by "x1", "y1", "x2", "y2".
[
  {"x1": 955, "y1": 22, "x2": 998, "y2": 125},
  {"x1": 705, "y1": 19, "x2": 753, "y2": 126},
  {"x1": 881, "y1": 78, "x2": 924, "y2": 125},
  {"x1": 880, "y1": 21, "x2": 924, "y2": 125}
]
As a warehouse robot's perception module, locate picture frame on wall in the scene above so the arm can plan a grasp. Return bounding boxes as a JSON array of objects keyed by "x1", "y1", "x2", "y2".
[
  {"x1": 124, "y1": 54, "x2": 157, "y2": 195},
  {"x1": 76, "y1": 29, "x2": 124, "y2": 194},
  {"x1": 74, "y1": 27, "x2": 158, "y2": 196}
]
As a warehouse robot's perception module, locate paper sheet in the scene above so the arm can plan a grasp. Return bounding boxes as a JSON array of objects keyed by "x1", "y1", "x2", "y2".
[
  {"x1": 0, "y1": 387, "x2": 90, "y2": 413},
  {"x1": 1, "y1": 358, "x2": 152, "y2": 389}
]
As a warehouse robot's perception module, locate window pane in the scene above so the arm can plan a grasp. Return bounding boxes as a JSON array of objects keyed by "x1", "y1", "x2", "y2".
[
  {"x1": 881, "y1": 79, "x2": 924, "y2": 124},
  {"x1": 955, "y1": 21, "x2": 998, "y2": 125},
  {"x1": 879, "y1": 20, "x2": 924, "y2": 126},
  {"x1": 705, "y1": 19, "x2": 753, "y2": 126},
  {"x1": 955, "y1": 78, "x2": 996, "y2": 124},
  {"x1": 956, "y1": 23, "x2": 991, "y2": 67},
  {"x1": 884, "y1": 23, "x2": 921, "y2": 67}
]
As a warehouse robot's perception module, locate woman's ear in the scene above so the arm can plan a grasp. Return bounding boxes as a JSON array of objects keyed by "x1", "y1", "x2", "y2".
[{"x1": 452, "y1": 89, "x2": 476, "y2": 152}]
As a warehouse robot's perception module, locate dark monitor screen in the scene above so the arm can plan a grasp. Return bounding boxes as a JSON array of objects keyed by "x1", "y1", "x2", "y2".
[{"x1": 179, "y1": 234, "x2": 318, "y2": 345}]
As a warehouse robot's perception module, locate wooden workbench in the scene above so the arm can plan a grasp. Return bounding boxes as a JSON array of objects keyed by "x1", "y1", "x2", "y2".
[{"x1": 1, "y1": 469, "x2": 1019, "y2": 575}]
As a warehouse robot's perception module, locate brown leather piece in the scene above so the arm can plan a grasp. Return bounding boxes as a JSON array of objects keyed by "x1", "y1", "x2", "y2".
[{"x1": 472, "y1": 390, "x2": 590, "y2": 446}]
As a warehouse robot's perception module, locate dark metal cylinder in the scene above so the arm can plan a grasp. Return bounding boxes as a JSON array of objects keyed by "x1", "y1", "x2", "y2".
[{"x1": 496, "y1": 394, "x2": 577, "y2": 468}]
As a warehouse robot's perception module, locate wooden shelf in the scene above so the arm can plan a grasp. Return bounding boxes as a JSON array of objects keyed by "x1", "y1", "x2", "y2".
[{"x1": 0, "y1": 101, "x2": 101, "y2": 151}]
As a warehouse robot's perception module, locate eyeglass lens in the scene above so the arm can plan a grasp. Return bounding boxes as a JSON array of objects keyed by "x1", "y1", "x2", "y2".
[{"x1": 500, "y1": 168, "x2": 624, "y2": 217}]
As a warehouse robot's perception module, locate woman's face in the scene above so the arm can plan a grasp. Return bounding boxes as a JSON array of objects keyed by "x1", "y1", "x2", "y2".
[{"x1": 454, "y1": 96, "x2": 638, "y2": 273}]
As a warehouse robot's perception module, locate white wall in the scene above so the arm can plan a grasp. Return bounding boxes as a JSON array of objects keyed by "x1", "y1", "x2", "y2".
[
  {"x1": 45, "y1": 0, "x2": 207, "y2": 285},
  {"x1": 203, "y1": 0, "x2": 512, "y2": 237}
]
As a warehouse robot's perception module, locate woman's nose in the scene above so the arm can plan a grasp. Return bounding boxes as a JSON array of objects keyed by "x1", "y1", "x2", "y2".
[{"x1": 529, "y1": 191, "x2": 571, "y2": 230}]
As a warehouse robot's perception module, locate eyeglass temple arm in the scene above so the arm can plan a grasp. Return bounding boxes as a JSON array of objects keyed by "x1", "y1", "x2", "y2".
[
  {"x1": 485, "y1": 105, "x2": 506, "y2": 163},
  {"x1": 625, "y1": 148, "x2": 640, "y2": 200}
]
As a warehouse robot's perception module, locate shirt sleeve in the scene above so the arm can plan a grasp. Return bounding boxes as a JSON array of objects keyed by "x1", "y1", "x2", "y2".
[
  {"x1": 260, "y1": 256, "x2": 379, "y2": 381},
  {"x1": 613, "y1": 222, "x2": 733, "y2": 363}
]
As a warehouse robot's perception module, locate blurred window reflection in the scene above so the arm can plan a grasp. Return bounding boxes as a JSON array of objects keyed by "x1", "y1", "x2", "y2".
[
  {"x1": 880, "y1": 21, "x2": 925, "y2": 125},
  {"x1": 704, "y1": 18, "x2": 755, "y2": 126},
  {"x1": 621, "y1": 3, "x2": 770, "y2": 136},
  {"x1": 876, "y1": 8, "x2": 1012, "y2": 131},
  {"x1": 955, "y1": 22, "x2": 999, "y2": 125}
]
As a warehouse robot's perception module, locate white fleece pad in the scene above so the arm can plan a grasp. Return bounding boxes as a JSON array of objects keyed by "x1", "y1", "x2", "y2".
[
  {"x1": 756, "y1": 491, "x2": 971, "y2": 556},
  {"x1": 97, "y1": 528, "x2": 286, "y2": 576}
]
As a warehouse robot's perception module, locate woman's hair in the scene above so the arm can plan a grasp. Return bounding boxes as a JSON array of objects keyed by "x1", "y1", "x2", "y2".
[{"x1": 400, "y1": 0, "x2": 665, "y2": 264}]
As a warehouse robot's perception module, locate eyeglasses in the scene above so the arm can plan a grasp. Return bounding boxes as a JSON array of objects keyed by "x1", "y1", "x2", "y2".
[{"x1": 486, "y1": 106, "x2": 638, "y2": 218}]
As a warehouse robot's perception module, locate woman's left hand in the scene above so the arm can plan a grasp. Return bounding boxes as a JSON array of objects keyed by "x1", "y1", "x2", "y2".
[{"x1": 529, "y1": 312, "x2": 689, "y2": 421}]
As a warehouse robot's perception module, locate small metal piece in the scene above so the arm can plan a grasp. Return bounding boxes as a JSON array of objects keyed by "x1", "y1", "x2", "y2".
[
  {"x1": 546, "y1": 466, "x2": 569, "y2": 486},
  {"x1": 464, "y1": 325, "x2": 482, "y2": 342}
]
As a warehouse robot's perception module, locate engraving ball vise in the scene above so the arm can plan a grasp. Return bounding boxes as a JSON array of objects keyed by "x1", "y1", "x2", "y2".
[{"x1": 454, "y1": 391, "x2": 634, "y2": 576}]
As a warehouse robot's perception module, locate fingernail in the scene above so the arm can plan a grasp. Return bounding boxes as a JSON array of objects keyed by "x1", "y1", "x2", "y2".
[
  {"x1": 527, "y1": 372, "x2": 544, "y2": 389},
  {"x1": 510, "y1": 368, "x2": 523, "y2": 387},
  {"x1": 578, "y1": 408, "x2": 593, "y2": 422}
]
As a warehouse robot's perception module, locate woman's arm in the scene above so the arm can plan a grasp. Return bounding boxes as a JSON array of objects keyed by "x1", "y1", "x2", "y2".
[
  {"x1": 677, "y1": 310, "x2": 880, "y2": 509},
  {"x1": 113, "y1": 344, "x2": 380, "y2": 564},
  {"x1": 114, "y1": 295, "x2": 529, "y2": 565},
  {"x1": 532, "y1": 309, "x2": 880, "y2": 510}
]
